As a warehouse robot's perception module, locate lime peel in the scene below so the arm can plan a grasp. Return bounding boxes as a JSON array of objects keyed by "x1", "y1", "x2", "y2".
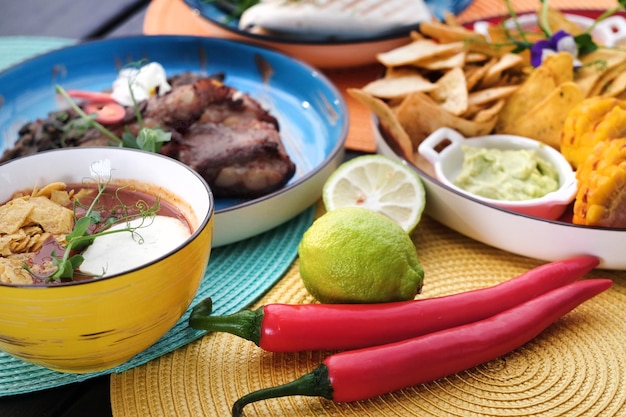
[
  {"x1": 298, "y1": 206, "x2": 424, "y2": 304},
  {"x1": 322, "y1": 154, "x2": 426, "y2": 233}
]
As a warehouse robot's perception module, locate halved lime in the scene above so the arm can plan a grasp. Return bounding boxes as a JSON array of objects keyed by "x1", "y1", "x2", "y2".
[{"x1": 322, "y1": 154, "x2": 426, "y2": 233}]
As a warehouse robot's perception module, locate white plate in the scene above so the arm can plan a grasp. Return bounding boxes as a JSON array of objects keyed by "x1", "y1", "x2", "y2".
[{"x1": 0, "y1": 36, "x2": 349, "y2": 247}]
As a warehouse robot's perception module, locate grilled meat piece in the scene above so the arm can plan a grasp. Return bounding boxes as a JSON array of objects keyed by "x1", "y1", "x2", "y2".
[
  {"x1": 1, "y1": 73, "x2": 296, "y2": 199},
  {"x1": 162, "y1": 120, "x2": 293, "y2": 198}
]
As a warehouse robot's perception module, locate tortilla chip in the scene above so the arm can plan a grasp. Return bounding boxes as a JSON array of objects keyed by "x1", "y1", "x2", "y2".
[
  {"x1": 0, "y1": 258, "x2": 33, "y2": 285},
  {"x1": 377, "y1": 40, "x2": 465, "y2": 67},
  {"x1": 479, "y1": 53, "x2": 525, "y2": 87},
  {"x1": 361, "y1": 71, "x2": 437, "y2": 99},
  {"x1": 541, "y1": 52, "x2": 575, "y2": 85},
  {"x1": 465, "y1": 52, "x2": 490, "y2": 63},
  {"x1": 472, "y1": 99, "x2": 506, "y2": 123},
  {"x1": 496, "y1": 65, "x2": 558, "y2": 132},
  {"x1": 500, "y1": 82, "x2": 583, "y2": 149},
  {"x1": 430, "y1": 67, "x2": 468, "y2": 115},
  {"x1": 443, "y1": 12, "x2": 461, "y2": 27},
  {"x1": 26, "y1": 196, "x2": 74, "y2": 234},
  {"x1": 415, "y1": 51, "x2": 467, "y2": 70},
  {"x1": 0, "y1": 198, "x2": 34, "y2": 234},
  {"x1": 547, "y1": 7, "x2": 586, "y2": 36},
  {"x1": 347, "y1": 88, "x2": 414, "y2": 159},
  {"x1": 576, "y1": 49, "x2": 626, "y2": 97},
  {"x1": 588, "y1": 61, "x2": 626, "y2": 97},
  {"x1": 35, "y1": 182, "x2": 66, "y2": 198},
  {"x1": 418, "y1": 20, "x2": 486, "y2": 44},
  {"x1": 465, "y1": 59, "x2": 497, "y2": 91},
  {"x1": 468, "y1": 85, "x2": 519, "y2": 107},
  {"x1": 602, "y1": 70, "x2": 626, "y2": 97},
  {"x1": 50, "y1": 189, "x2": 72, "y2": 207},
  {"x1": 395, "y1": 92, "x2": 498, "y2": 148},
  {"x1": 409, "y1": 30, "x2": 425, "y2": 41}
]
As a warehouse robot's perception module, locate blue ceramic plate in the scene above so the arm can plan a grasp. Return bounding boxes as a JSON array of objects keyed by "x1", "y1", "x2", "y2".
[
  {"x1": 0, "y1": 35, "x2": 348, "y2": 246},
  {"x1": 180, "y1": 0, "x2": 474, "y2": 68},
  {"x1": 183, "y1": 0, "x2": 475, "y2": 43}
]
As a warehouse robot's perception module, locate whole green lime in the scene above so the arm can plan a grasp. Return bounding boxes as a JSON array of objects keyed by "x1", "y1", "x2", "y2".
[{"x1": 298, "y1": 206, "x2": 424, "y2": 304}]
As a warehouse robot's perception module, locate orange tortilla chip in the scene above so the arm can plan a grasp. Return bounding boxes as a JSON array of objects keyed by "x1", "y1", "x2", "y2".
[
  {"x1": 500, "y1": 82, "x2": 583, "y2": 149},
  {"x1": 496, "y1": 65, "x2": 558, "y2": 132},
  {"x1": 542, "y1": 52, "x2": 574, "y2": 85}
]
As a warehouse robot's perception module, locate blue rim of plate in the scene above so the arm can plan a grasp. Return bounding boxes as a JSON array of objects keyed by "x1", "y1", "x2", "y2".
[
  {"x1": 182, "y1": 0, "x2": 475, "y2": 44},
  {"x1": 0, "y1": 36, "x2": 322, "y2": 395}
]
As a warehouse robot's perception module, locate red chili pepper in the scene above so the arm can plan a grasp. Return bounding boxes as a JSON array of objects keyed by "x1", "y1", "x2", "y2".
[
  {"x1": 231, "y1": 279, "x2": 612, "y2": 416},
  {"x1": 189, "y1": 255, "x2": 599, "y2": 352},
  {"x1": 65, "y1": 89, "x2": 117, "y2": 103},
  {"x1": 84, "y1": 102, "x2": 126, "y2": 124}
]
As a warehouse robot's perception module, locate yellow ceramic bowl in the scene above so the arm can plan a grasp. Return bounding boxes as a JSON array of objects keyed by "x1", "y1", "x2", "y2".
[{"x1": 0, "y1": 147, "x2": 214, "y2": 373}]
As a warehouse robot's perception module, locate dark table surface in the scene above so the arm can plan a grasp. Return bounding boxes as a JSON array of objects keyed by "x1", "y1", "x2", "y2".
[{"x1": 0, "y1": 2, "x2": 150, "y2": 416}]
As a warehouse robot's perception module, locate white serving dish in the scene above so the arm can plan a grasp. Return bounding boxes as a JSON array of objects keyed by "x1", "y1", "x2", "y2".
[
  {"x1": 376, "y1": 124, "x2": 626, "y2": 270},
  {"x1": 418, "y1": 127, "x2": 577, "y2": 220},
  {"x1": 472, "y1": 12, "x2": 626, "y2": 47}
]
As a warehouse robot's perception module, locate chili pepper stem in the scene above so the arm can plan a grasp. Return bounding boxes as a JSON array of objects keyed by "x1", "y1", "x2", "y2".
[
  {"x1": 232, "y1": 364, "x2": 333, "y2": 417},
  {"x1": 190, "y1": 297, "x2": 213, "y2": 317},
  {"x1": 189, "y1": 298, "x2": 263, "y2": 346}
]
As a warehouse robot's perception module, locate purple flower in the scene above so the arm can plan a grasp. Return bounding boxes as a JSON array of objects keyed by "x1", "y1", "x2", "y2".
[{"x1": 530, "y1": 30, "x2": 581, "y2": 68}]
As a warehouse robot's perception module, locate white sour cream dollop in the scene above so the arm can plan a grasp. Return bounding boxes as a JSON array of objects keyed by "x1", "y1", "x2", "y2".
[
  {"x1": 79, "y1": 215, "x2": 191, "y2": 277},
  {"x1": 110, "y1": 62, "x2": 172, "y2": 106}
]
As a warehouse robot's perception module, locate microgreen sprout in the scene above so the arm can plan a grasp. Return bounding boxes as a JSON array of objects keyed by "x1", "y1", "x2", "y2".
[{"x1": 55, "y1": 61, "x2": 172, "y2": 153}]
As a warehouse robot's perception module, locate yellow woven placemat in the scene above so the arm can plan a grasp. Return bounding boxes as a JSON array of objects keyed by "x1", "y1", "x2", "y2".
[{"x1": 110, "y1": 201, "x2": 626, "y2": 417}]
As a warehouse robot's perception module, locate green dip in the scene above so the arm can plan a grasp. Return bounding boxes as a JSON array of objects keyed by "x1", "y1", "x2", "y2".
[{"x1": 453, "y1": 146, "x2": 559, "y2": 201}]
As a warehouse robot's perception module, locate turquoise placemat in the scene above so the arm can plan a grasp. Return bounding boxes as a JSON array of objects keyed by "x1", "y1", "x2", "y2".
[
  {"x1": 0, "y1": 207, "x2": 313, "y2": 396},
  {"x1": 0, "y1": 37, "x2": 315, "y2": 396}
]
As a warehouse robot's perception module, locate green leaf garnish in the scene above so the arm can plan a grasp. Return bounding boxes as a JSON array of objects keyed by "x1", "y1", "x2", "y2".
[{"x1": 55, "y1": 60, "x2": 172, "y2": 153}]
